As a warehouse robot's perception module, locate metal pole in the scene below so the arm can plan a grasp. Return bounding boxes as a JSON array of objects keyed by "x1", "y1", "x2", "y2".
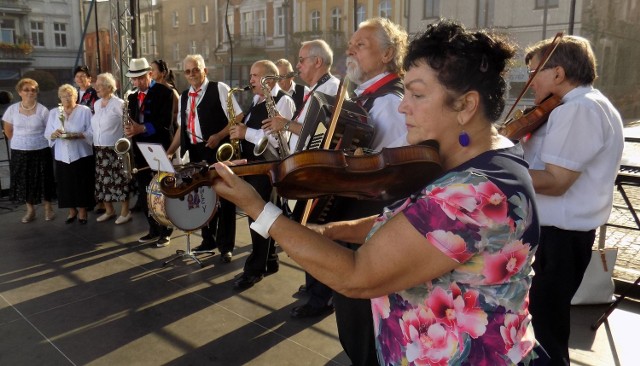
[
  {"x1": 284, "y1": 0, "x2": 289, "y2": 62},
  {"x1": 542, "y1": 0, "x2": 549, "y2": 39},
  {"x1": 569, "y1": 0, "x2": 577, "y2": 35},
  {"x1": 94, "y1": 0, "x2": 101, "y2": 74},
  {"x1": 75, "y1": 0, "x2": 95, "y2": 75}
]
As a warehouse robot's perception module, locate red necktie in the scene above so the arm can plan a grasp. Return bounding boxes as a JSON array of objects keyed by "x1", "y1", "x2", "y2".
[
  {"x1": 137, "y1": 92, "x2": 145, "y2": 106},
  {"x1": 188, "y1": 89, "x2": 201, "y2": 143}
]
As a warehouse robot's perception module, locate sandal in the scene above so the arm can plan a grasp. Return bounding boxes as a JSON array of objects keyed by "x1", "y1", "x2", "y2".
[{"x1": 21, "y1": 211, "x2": 36, "y2": 223}]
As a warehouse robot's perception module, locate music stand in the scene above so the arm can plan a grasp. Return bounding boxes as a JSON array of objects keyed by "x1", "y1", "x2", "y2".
[{"x1": 136, "y1": 143, "x2": 215, "y2": 267}]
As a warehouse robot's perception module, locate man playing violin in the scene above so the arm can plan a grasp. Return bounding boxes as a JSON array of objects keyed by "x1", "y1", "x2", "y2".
[
  {"x1": 166, "y1": 54, "x2": 244, "y2": 262},
  {"x1": 522, "y1": 36, "x2": 624, "y2": 365},
  {"x1": 228, "y1": 60, "x2": 295, "y2": 289}
]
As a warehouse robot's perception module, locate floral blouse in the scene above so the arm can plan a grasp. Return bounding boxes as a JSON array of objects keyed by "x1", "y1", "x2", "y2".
[{"x1": 370, "y1": 146, "x2": 540, "y2": 366}]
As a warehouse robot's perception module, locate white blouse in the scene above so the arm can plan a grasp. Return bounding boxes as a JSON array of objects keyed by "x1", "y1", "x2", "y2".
[
  {"x1": 91, "y1": 97, "x2": 125, "y2": 147},
  {"x1": 2, "y1": 103, "x2": 50, "y2": 151},
  {"x1": 44, "y1": 105, "x2": 94, "y2": 164}
]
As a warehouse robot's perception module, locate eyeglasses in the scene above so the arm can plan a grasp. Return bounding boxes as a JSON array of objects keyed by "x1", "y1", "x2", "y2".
[
  {"x1": 184, "y1": 67, "x2": 202, "y2": 76},
  {"x1": 22, "y1": 88, "x2": 38, "y2": 93},
  {"x1": 298, "y1": 56, "x2": 317, "y2": 64},
  {"x1": 527, "y1": 66, "x2": 553, "y2": 76},
  {"x1": 59, "y1": 95, "x2": 73, "y2": 100}
]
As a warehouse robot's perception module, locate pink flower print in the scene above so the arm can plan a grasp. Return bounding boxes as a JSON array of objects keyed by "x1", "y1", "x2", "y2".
[
  {"x1": 483, "y1": 240, "x2": 530, "y2": 284},
  {"x1": 426, "y1": 230, "x2": 473, "y2": 263},
  {"x1": 427, "y1": 286, "x2": 488, "y2": 339},
  {"x1": 371, "y1": 296, "x2": 391, "y2": 330},
  {"x1": 500, "y1": 313, "x2": 534, "y2": 364},
  {"x1": 400, "y1": 307, "x2": 458, "y2": 365},
  {"x1": 472, "y1": 181, "x2": 509, "y2": 225},
  {"x1": 427, "y1": 184, "x2": 479, "y2": 223}
]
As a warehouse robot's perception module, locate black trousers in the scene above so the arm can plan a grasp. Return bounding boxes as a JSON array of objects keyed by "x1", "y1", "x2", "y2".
[
  {"x1": 243, "y1": 174, "x2": 278, "y2": 275},
  {"x1": 529, "y1": 226, "x2": 595, "y2": 366},
  {"x1": 136, "y1": 169, "x2": 172, "y2": 237},
  {"x1": 188, "y1": 142, "x2": 236, "y2": 253}
]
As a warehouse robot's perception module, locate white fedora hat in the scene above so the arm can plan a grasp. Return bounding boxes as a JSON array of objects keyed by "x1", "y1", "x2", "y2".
[{"x1": 126, "y1": 58, "x2": 151, "y2": 77}]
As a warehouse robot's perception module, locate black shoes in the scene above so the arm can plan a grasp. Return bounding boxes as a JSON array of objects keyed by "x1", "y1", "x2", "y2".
[
  {"x1": 233, "y1": 273, "x2": 264, "y2": 289},
  {"x1": 221, "y1": 252, "x2": 232, "y2": 263},
  {"x1": 65, "y1": 216, "x2": 77, "y2": 224},
  {"x1": 193, "y1": 243, "x2": 216, "y2": 252},
  {"x1": 265, "y1": 262, "x2": 279, "y2": 275},
  {"x1": 138, "y1": 233, "x2": 160, "y2": 244},
  {"x1": 156, "y1": 236, "x2": 171, "y2": 247},
  {"x1": 290, "y1": 303, "x2": 334, "y2": 319}
]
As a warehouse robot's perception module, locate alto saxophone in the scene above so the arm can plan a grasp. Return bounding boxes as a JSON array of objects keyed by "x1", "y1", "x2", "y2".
[
  {"x1": 114, "y1": 90, "x2": 135, "y2": 181},
  {"x1": 216, "y1": 85, "x2": 250, "y2": 162},
  {"x1": 253, "y1": 73, "x2": 297, "y2": 159}
]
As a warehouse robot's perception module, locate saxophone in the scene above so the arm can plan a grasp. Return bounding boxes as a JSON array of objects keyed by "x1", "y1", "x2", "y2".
[
  {"x1": 114, "y1": 90, "x2": 135, "y2": 181},
  {"x1": 216, "y1": 85, "x2": 250, "y2": 162},
  {"x1": 253, "y1": 73, "x2": 296, "y2": 159}
]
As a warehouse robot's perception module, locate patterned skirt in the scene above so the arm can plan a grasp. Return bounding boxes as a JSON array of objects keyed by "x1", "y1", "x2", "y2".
[
  {"x1": 10, "y1": 148, "x2": 56, "y2": 204},
  {"x1": 95, "y1": 146, "x2": 130, "y2": 202}
]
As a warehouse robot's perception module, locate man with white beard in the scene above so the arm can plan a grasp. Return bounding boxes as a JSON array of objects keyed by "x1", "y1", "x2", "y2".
[{"x1": 310, "y1": 18, "x2": 410, "y2": 366}]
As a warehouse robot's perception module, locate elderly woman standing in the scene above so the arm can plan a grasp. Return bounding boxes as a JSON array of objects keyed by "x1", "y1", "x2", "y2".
[
  {"x1": 91, "y1": 73, "x2": 131, "y2": 224},
  {"x1": 2, "y1": 78, "x2": 56, "y2": 223},
  {"x1": 45, "y1": 84, "x2": 94, "y2": 224}
]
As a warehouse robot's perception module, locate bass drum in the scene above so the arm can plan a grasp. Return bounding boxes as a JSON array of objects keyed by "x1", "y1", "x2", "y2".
[{"x1": 147, "y1": 172, "x2": 217, "y2": 231}]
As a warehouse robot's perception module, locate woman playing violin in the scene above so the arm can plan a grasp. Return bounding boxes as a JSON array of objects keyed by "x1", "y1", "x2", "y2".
[
  {"x1": 523, "y1": 36, "x2": 624, "y2": 365},
  {"x1": 213, "y1": 19, "x2": 542, "y2": 365}
]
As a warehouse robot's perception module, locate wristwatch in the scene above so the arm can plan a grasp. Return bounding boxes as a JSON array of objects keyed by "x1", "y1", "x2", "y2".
[{"x1": 283, "y1": 120, "x2": 291, "y2": 131}]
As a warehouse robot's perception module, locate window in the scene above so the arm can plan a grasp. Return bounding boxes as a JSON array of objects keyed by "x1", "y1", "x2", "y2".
[
  {"x1": 173, "y1": 43, "x2": 180, "y2": 61},
  {"x1": 276, "y1": 7, "x2": 285, "y2": 36},
  {"x1": 357, "y1": 5, "x2": 366, "y2": 25},
  {"x1": 140, "y1": 15, "x2": 146, "y2": 27},
  {"x1": 141, "y1": 33, "x2": 148, "y2": 54},
  {"x1": 241, "y1": 12, "x2": 253, "y2": 34},
  {"x1": 189, "y1": 7, "x2": 196, "y2": 25},
  {"x1": 148, "y1": 14, "x2": 154, "y2": 27},
  {"x1": 331, "y1": 7, "x2": 341, "y2": 31},
  {"x1": 477, "y1": 0, "x2": 494, "y2": 28},
  {"x1": 379, "y1": 0, "x2": 392, "y2": 18},
  {"x1": 255, "y1": 10, "x2": 266, "y2": 35},
  {"x1": 535, "y1": 0, "x2": 559, "y2": 9},
  {"x1": 31, "y1": 21, "x2": 45, "y2": 47},
  {"x1": 311, "y1": 10, "x2": 320, "y2": 31},
  {"x1": 53, "y1": 22, "x2": 67, "y2": 47},
  {"x1": 190, "y1": 40, "x2": 197, "y2": 54},
  {"x1": 203, "y1": 40, "x2": 210, "y2": 59},
  {"x1": 150, "y1": 30, "x2": 157, "y2": 55},
  {"x1": 1, "y1": 19, "x2": 15, "y2": 43},
  {"x1": 424, "y1": 0, "x2": 440, "y2": 18},
  {"x1": 172, "y1": 11, "x2": 179, "y2": 28},
  {"x1": 201, "y1": 5, "x2": 209, "y2": 23}
]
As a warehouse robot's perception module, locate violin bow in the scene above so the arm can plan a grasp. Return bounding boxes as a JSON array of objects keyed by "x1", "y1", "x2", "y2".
[
  {"x1": 300, "y1": 76, "x2": 350, "y2": 226},
  {"x1": 503, "y1": 32, "x2": 563, "y2": 123}
]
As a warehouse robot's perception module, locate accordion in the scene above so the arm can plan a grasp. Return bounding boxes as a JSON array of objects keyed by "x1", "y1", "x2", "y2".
[{"x1": 295, "y1": 91, "x2": 374, "y2": 152}]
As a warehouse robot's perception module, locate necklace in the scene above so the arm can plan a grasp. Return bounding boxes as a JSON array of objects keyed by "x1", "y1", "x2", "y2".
[{"x1": 20, "y1": 102, "x2": 36, "y2": 111}]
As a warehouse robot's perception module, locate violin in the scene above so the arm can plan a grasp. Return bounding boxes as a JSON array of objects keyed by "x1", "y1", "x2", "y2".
[
  {"x1": 498, "y1": 94, "x2": 562, "y2": 140},
  {"x1": 159, "y1": 141, "x2": 442, "y2": 201}
]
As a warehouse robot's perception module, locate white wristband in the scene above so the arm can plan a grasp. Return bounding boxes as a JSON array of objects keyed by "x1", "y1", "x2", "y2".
[{"x1": 249, "y1": 202, "x2": 283, "y2": 239}]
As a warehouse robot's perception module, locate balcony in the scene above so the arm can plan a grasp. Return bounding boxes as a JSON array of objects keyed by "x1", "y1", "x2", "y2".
[
  {"x1": 233, "y1": 33, "x2": 266, "y2": 49},
  {"x1": 0, "y1": 43, "x2": 33, "y2": 63},
  {"x1": 292, "y1": 30, "x2": 346, "y2": 53}
]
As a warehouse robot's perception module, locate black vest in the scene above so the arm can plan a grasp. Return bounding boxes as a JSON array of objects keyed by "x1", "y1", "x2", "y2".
[
  {"x1": 355, "y1": 77, "x2": 404, "y2": 113},
  {"x1": 292, "y1": 83, "x2": 306, "y2": 116},
  {"x1": 240, "y1": 91, "x2": 285, "y2": 162},
  {"x1": 179, "y1": 82, "x2": 229, "y2": 156}
]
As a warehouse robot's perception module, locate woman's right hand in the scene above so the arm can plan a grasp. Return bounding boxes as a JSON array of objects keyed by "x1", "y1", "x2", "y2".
[{"x1": 51, "y1": 129, "x2": 64, "y2": 139}]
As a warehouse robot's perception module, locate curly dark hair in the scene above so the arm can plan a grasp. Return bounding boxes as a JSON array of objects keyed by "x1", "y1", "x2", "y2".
[{"x1": 404, "y1": 19, "x2": 517, "y2": 121}]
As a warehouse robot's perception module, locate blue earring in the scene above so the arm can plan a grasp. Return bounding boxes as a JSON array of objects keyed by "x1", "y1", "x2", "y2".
[{"x1": 459, "y1": 131, "x2": 470, "y2": 147}]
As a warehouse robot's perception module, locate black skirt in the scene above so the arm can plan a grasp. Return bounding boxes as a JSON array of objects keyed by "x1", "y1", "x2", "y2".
[
  {"x1": 56, "y1": 155, "x2": 96, "y2": 208},
  {"x1": 10, "y1": 148, "x2": 56, "y2": 204}
]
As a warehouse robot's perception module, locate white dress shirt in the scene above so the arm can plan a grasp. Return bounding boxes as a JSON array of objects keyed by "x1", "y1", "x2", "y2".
[
  {"x1": 45, "y1": 105, "x2": 94, "y2": 164},
  {"x1": 2, "y1": 103, "x2": 50, "y2": 150},
  {"x1": 244, "y1": 83, "x2": 296, "y2": 153},
  {"x1": 91, "y1": 97, "x2": 124, "y2": 147}
]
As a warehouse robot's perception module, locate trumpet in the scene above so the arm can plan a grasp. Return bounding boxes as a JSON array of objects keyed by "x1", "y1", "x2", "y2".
[
  {"x1": 253, "y1": 74, "x2": 296, "y2": 159},
  {"x1": 216, "y1": 85, "x2": 250, "y2": 162},
  {"x1": 114, "y1": 89, "x2": 135, "y2": 181}
]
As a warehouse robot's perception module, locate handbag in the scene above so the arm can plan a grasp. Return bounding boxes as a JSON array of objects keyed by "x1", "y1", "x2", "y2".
[{"x1": 571, "y1": 247, "x2": 618, "y2": 305}]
